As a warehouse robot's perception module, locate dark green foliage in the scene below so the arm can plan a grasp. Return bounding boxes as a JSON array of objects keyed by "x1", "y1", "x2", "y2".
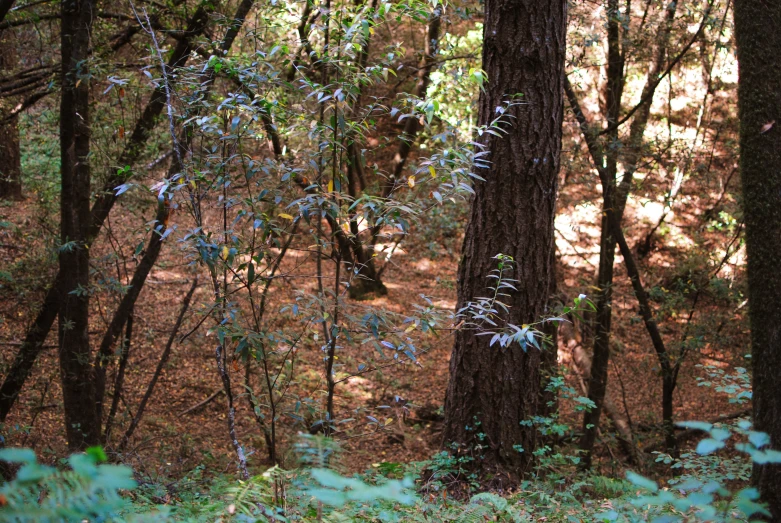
[{"x1": 0, "y1": 446, "x2": 137, "y2": 522}]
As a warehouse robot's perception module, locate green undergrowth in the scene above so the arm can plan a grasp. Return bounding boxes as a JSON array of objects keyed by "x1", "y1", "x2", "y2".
[
  {"x1": 1, "y1": 421, "x2": 778, "y2": 523},
  {"x1": 1, "y1": 366, "x2": 776, "y2": 522}
]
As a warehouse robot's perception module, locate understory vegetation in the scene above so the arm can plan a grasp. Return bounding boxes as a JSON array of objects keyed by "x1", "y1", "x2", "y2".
[{"x1": 1, "y1": 0, "x2": 780, "y2": 520}]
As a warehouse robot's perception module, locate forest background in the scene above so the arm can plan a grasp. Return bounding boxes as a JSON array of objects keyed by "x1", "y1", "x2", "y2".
[{"x1": 0, "y1": 0, "x2": 776, "y2": 521}]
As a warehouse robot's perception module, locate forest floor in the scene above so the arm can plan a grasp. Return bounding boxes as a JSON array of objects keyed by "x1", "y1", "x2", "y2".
[{"x1": 0, "y1": 114, "x2": 748, "y2": 484}]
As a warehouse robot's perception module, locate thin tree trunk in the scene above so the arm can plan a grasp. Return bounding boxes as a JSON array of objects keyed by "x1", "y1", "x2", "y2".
[
  {"x1": 117, "y1": 279, "x2": 197, "y2": 452},
  {"x1": 59, "y1": 0, "x2": 98, "y2": 451},
  {"x1": 102, "y1": 310, "x2": 133, "y2": 444},
  {"x1": 579, "y1": 0, "x2": 625, "y2": 469},
  {"x1": 734, "y1": 1, "x2": 781, "y2": 518},
  {"x1": 608, "y1": 200, "x2": 676, "y2": 456},
  {"x1": 93, "y1": 196, "x2": 173, "y2": 424},
  {"x1": 442, "y1": 0, "x2": 565, "y2": 479},
  {"x1": 565, "y1": 72, "x2": 678, "y2": 457},
  {"x1": 571, "y1": 0, "x2": 683, "y2": 469}
]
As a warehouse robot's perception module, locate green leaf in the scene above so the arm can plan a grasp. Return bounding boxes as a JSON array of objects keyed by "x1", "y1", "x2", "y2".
[
  {"x1": 696, "y1": 438, "x2": 725, "y2": 455},
  {"x1": 748, "y1": 431, "x2": 771, "y2": 449},
  {"x1": 752, "y1": 449, "x2": 781, "y2": 464},
  {"x1": 626, "y1": 471, "x2": 658, "y2": 492},
  {"x1": 709, "y1": 427, "x2": 730, "y2": 442},
  {"x1": 0, "y1": 447, "x2": 37, "y2": 464},
  {"x1": 85, "y1": 446, "x2": 107, "y2": 463},
  {"x1": 15, "y1": 462, "x2": 55, "y2": 483}
]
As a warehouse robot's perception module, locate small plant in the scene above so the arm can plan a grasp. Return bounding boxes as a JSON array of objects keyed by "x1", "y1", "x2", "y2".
[
  {"x1": 0, "y1": 446, "x2": 138, "y2": 523},
  {"x1": 617, "y1": 423, "x2": 781, "y2": 522},
  {"x1": 457, "y1": 254, "x2": 593, "y2": 351}
]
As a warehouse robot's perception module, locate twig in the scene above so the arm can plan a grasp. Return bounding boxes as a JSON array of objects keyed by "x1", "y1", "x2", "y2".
[
  {"x1": 117, "y1": 279, "x2": 198, "y2": 452},
  {"x1": 103, "y1": 310, "x2": 134, "y2": 444},
  {"x1": 178, "y1": 388, "x2": 224, "y2": 417}
]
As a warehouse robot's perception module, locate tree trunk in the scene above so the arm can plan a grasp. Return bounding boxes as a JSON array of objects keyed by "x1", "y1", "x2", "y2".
[
  {"x1": 662, "y1": 373, "x2": 677, "y2": 454},
  {"x1": 579, "y1": 0, "x2": 624, "y2": 469},
  {"x1": 734, "y1": 1, "x2": 781, "y2": 519},
  {"x1": 58, "y1": 0, "x2": 98, "y2": 450},
  {"x1": 442, "y1": 0, "x2": 565, "y2": 479},
  {"x1": 0, "y1": 30, "x2": 21, "y2": 200},
  {"x1": 575, "y1": 0, "x2": 679, "y2": 468}
]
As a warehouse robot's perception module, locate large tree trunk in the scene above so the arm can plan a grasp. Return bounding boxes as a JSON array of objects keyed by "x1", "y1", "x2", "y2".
[
  {"x1": 734, "y1": 1, "x2": 781, "y2": 519},
  {"x1": 0, "y1": 30, "x2": 21, "y2": 200},
  {"x1": 442, "y1": 0, "x2": 565, "y2": 479},
  {"x1": 58, "y1": 0, "x2": 99, "y2": 450}
]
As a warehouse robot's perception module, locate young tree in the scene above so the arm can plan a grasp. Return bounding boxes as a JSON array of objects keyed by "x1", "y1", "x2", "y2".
[
  {"x1": 734, "y1": 0, "x2": 781, "y2": 518},
  {"x1": 58, "y1": 0, "x2": 98, "y2": 450},
  {"x1": 442, "y1": 0, "x2": 566, "y2": 477}
]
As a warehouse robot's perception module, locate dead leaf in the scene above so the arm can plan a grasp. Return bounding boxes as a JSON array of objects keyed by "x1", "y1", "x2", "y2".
[{"x1": 761, "y1": 120, "x2": 776, "y2": 134}]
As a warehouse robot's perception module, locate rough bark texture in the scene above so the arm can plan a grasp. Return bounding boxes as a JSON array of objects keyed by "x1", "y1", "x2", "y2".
[
  {"x1": 0, "y1": 30, "x2": 21, "y2": 200},
  {"x1": 59, "y1": 0, "x2": 99, "y2": 450},
  {"x1": 734, "y1": 1, "x2": 781, "y2": 519},
  {"x1": 442, "y1": 0, "x2": 565, "y2": 478}
]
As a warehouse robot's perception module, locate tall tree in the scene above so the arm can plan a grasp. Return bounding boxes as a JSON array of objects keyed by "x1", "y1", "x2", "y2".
[
  {"x1": 0, "y1": 29, "x2": 21, "y2": 200},
  {"x1": 58, "y1": 0, "x2": 98, "y2": 450},
  {"x1": 734, "y1": 0, "x2": 781, "y2": 518},
  {"x1": 442, "y1": 0, "x2": 565, "y2": 477}
]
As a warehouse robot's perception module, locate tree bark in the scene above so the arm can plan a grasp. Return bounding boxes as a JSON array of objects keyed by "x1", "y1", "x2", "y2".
[
  {"x1": 58, "y1": 0, "x2": 99, "y2": 450},
  {"x1": 734, "y1": 1, "x2": 781, "y2": 519},
  {"x1": 0, "y1": 30, "x2": 21, "y2": 200},
  {"x1": 442, "y1": 0, "x2": 565, "y2": 479}
]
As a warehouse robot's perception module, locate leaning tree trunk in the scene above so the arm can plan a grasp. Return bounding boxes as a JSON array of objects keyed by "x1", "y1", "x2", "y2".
[
  {"x1": 58, "y1": 0, "x2": 99, "y2": 450},
  {"x1": 0, "y1": 30, "x2": 21, "y2": 200},
  {"x1": 442, "y1": 0, "x2": 565, "y2": 479},
  {"x1": 734, "y1": 1, "x2": 781, "y2": 519}
]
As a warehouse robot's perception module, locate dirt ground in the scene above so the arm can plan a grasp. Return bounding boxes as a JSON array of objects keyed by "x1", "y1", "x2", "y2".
[{"x1": 0, "y1": 89, "x2": 748, "y2": 481}]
